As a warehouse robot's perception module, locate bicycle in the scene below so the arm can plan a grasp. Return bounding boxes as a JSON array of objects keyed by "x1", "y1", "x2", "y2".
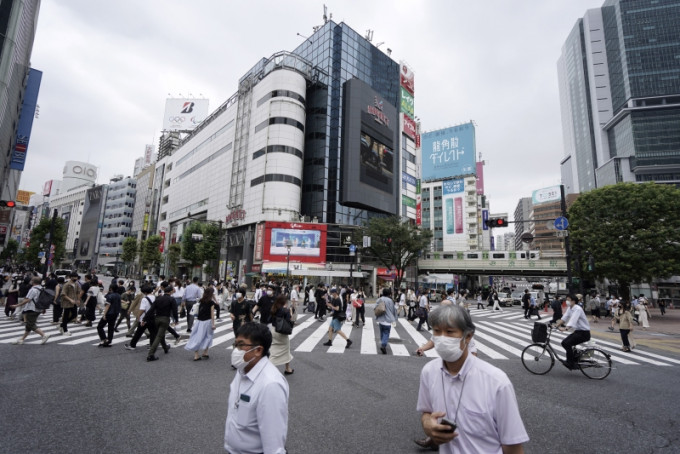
[{"x1": 521, "y1": 323, "x2": 612, "y2": 380}]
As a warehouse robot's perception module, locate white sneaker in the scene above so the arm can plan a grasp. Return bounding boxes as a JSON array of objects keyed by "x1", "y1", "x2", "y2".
[
  {"x1": 59, "y1": 326, "x2": 64, "y2": 334},
  {"x1": 41, "y1": 334, "x2": 51, "y2": 345},
  {"x1": 63, "y1": 331, "x2": 72, "y2": 336},
  {"x1": 11, "y1": 339, "x2": 23, "y2": 345}
]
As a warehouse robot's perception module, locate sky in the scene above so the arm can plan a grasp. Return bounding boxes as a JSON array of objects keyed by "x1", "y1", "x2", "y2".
[{"x1": 22, "y1": 0, "x2": 606, "y2": 220}]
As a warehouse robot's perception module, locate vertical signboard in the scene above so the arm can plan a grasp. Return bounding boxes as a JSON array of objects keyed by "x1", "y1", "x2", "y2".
[
  {"x1": 159, "y1": 230, "x2": 166, "y2": 253},
  {"x1": 400, "y1": 62, "x2": 415, "y2": 94},
  {"x1": 400, "y1": 87, "x2": 415, "y2": 119},
  {"x1": 43, "y1": 180, "x2": 53, "y2": 196},
  {"x1": 416, "y1": 179, "x2": 422, "y2": 225},
  {"x1": 403, "y1": 114, "x2": 417, "y2": 140},
  {"x1": 78, "y1": 186, "x2": 104, "y2": 260},
  {"x1": 254, "y1": 222, "x2": 265, "y2": 262},
  {"x1": 9, "y1": 69, "x2": 42, "y2": 171},
  {"x1": 442, "y1": 179, "x2": 465, "y2": 240},
  {"x1": 482, "y1": 209, "x2": 489, "y2": 231},
  {"x1": 144, "y1": 144, "x2": 153, "y2": 165},
  {"x1": 476, "y1": 161, "x2": 485, "y2": 195},
  {"x1": 421, "y1": 122, "x2": 476, "y2": 181}
]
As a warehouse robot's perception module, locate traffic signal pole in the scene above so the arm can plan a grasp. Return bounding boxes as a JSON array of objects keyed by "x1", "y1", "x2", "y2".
[{"x1": 560, "y1": 185, "x2": 574, "y2": 293}]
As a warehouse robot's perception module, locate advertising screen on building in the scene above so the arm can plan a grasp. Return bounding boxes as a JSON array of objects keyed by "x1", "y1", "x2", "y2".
[
  {"x1": 162, "y1": 98, "x2": 209, "y2": 132},
  {"x1": 421, "y1": 122, "x2": 476, "y2": 181},
  {"x1": 442, "y1": 179, "x2": 465, "y2": 239},
  {"x1": 78, "y1": 186, "x2": 104, "y2": 260},
  {"x1": 400, "y1": 87, "x2": 414, "y2": 119},
  {"x1": 9, "y1": 69, "x2": 42, "y2": 171},
  {"x1": 400, "y1": 62, "x2": 415, "y2": 94},
  {"x1": 403, "y1": 114, "x2": 417, "y2": 140},
  {"x1": 262, "y1": 222, "x2": 327, "y2": 264},
  {"x1": 341, "y1": 79, "x2": 398, "y2": 214}
]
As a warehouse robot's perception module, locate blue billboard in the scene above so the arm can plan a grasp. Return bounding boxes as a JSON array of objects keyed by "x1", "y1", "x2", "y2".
[
  {"x1": 9, "y1": 68, "x2": 42, "y2": 171},
  {"x1": 421, "y1": 122, "x2": 476, "y2": 181}
]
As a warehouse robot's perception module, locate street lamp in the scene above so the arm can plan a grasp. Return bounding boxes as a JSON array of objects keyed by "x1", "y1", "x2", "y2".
[{"x1": 286, "y1": 239, "x2": 292, "y2": 282}]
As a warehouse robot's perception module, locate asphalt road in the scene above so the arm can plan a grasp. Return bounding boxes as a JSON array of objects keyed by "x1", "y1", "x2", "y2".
[{"x1": 1, "y1": 306, "x2": 679, "y2": 454}]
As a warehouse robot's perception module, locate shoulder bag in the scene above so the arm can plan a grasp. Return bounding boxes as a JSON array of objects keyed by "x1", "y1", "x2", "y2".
[{"x1": 275, "y1": 310, "x2": 293, "y2": 335}]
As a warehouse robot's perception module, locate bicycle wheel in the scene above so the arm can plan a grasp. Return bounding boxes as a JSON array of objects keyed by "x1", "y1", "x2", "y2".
[
  {"x1": 578, "y1": 348, "x2": 612, "y2": 380},
  {"x1": 521, "y1": 343, "x2": 554, "y2": 375}
]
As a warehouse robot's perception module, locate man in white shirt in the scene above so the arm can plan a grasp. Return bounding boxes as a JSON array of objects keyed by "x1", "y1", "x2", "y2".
[
  {"x1": 182, "y1": 277, "x2": 201, "y2": 333},
  {"x1": 417, "y1": 304, "x2": 528, "y2": 453},
  {"x1": 225, "y1": 323, "x2": 288, "y2": 454},
  {"x1": 10, "y1": 277, "x2": 51, "y2": 345},
  {"x1": 556, "y1": 294, "x2": 591, "y2": 369},
  {"x1": 290, "y1": 285, "x2": 299, "y2": 322},
  {"x1": 417, "y1": 288, "x2": 431, "y2": 331}
]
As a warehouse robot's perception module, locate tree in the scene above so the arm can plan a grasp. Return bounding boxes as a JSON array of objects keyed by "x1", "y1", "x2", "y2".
[
  {"x1": 181, "y1": 222, "x2": 204, "y2": 268},
  {"x1": 167, "y1": 243, "x2": 182, "y2": 276},
  {"x1": 121, "y1": 237, "x2": 138, "y2": 266},
  {"x1": 199, "y1": 223, "x2": 222, "y2": 278},
  {"x1": 141, "y1": 235, "x2": 163, "y2": 273},
  {"x1": 360, "y1": 216, "x2": 433, "y2": 291},
  {"x1": 23, "y1": 216, "x2": 67, "y2": 269},
  {"x1": 568, "y1": 183, "x2": 680, "y2": 300},
  {"x1": 0, "y1": 238, "x2": 19, "y2": 262}
]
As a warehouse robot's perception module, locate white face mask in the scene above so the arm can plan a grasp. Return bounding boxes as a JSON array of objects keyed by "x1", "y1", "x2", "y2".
[
  {"x1": 231, "y1": 347, "x2": 257, "y2": 371},
  {"x1": 433, "y1": 336, "x2": 466, "y2": 362},
  {"x1": 235, "y1": 292, "x2": 243, "y2": 299},
  {"x1": 266, "y1": 290, "x2": 274, "y2": 297}
]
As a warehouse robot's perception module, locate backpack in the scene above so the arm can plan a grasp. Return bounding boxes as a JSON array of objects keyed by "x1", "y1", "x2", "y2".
[
  {"x1": 34, "y1": 287, "x2": 55, "y2": 311},
  {"x1": 374, "y1": 298, "x2": 386, "y2": 317}
]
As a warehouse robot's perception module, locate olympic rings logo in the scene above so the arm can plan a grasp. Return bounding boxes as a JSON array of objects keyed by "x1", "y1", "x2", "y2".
[{"x1": 168, "y1": 116, "x2": 186, "y2": 123}]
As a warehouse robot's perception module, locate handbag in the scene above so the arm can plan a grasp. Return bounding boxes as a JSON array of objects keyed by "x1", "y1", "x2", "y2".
[
  {"x1": 374, "y1": 298, "x2": 386, "y2": 317},
  {"x1": 275, "y1": 315, "x2": 293, "y2": 335},
  {"x1": 179, "y1": 307, "x2": 186, "y2": 318}
]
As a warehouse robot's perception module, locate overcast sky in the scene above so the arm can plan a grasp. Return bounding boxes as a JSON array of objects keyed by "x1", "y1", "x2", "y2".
[{"x1": 23, "y1": 0, "x2": 605, "y2": 220}]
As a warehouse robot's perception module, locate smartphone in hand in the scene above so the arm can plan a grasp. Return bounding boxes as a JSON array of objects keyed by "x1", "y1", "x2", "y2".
[{"x1": 440, "y1": 417, "x2": 457, "y2": 433}]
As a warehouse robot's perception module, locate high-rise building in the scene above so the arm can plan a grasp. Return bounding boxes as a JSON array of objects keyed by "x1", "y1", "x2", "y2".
[
  {"x1": 514, "y1": 197, "x2": 532, "y2": 250},
  {"x1": 558, "y1": 0, "x2": 680, "y2": 193},
  {"x1": 0, "y1": 0, "x2": 41, "y2": 204},
  {"x1": 98, "y1": 175, "x2": 136, "y2": 265}
]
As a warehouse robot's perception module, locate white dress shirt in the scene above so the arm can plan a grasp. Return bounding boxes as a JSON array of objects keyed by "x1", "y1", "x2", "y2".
[
  {"x1": 138, "y1": 295, "x2": 155, "y2": 322},
  {"x1": 561, "y1": 304, "x2": 591, "y2": 331},
  {"x1": 417, "y1": 354, "x2": 529, "y2": 453},
  {"x1": 225, "y1": 357, "x2": 289, "y2": 454}
]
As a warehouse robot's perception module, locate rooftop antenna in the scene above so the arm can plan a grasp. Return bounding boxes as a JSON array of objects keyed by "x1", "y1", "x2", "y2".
[
  {"x1": 375, "y1": 42, "x2": 384, "y2": 48},
  {"x1": 323, "y1": 4, "x2": 328, "y2": 23},
  {"x1": 365, "y1": 29, "x2": 374, "y2": 42}
]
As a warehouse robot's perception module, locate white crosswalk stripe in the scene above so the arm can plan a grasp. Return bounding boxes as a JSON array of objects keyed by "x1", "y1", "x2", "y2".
[{"x1": 1, "y1": 310, "x2": 678, "y2": 366}]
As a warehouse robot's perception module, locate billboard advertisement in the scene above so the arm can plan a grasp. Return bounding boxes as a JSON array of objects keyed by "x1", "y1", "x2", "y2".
[
  {"x1": 262, "y1": 222, "x2": 327, "y2": 264},
  {"x1": 341, "y1": 79, "x2": 398, "y2": 214},
  {"x1": 9, "y1": 69, "x2": 42, "y2": 171},
  {"x1": 421, "y1": 122, "x2": 476, "y2": 181},
  {"x1": 442, "y1": 179, "x2": 465, "y2": 238},
  {"x1": 416, "y1": 179, "x2": 422, "y2": 225},
  {"x1": 403, "y1": 114, "x2": 417, "y2": 140},
  {"x1": 476, "y1": 162, "x2": 485, "y2": 195},
  {"x1": 144, "y1": 144, "x2": 153, "y2": 165},
  {"x1": 78, "y1": 186, "x2": 104, "y2": 260},
  {"x1": 61, "y1": 206, "x2": 72, "y2": 233},
  {"x1": 400, "y1": 62, "x2": 414, "y2": 94},
  {"x1": 400, "y1": 87, "x2": 414, "y2": 119},
  {"x1": 43, "y1": 180, "x2": 53, "y2": 196},
  {"x1": 532, "y1": 185, "x2": 561, "y2": 205},
  {"x1": 16, "y1": 190, "x2": 33, "y2": 205},
  {"x1": 162, "y1": 98, "x2": 209, "y2": 132}
]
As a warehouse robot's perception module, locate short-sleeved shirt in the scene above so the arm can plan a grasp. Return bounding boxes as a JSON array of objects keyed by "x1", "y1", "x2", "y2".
[
  {"x1": 417, "y1": 355, "x2": 529, "y2": 453},
  {"x1": 197, "y1": 300, "x2": 216, "y2": 321},
  {"x1": 419, "y1": 295, "x2": 428, "y2": 308},
  {"x1": 23, "y1": 286, "x2": 41, "y2": 312},
  {"x1": 104, "y1": 292, "x2": 122, "y2": 317}
]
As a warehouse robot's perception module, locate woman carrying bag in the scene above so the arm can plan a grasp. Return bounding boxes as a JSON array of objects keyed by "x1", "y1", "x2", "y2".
[{"x1": 270, "y1": 295, "x2": 294, "y2": 375}]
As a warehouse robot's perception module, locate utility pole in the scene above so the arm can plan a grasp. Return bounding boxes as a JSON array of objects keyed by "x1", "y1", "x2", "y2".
[{"x1": 560, "y1": 185, "x2": 573, "y2": 293}]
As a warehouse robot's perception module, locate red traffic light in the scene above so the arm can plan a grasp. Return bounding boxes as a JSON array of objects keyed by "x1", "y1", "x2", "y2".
[
  {"x1": 496, "y1": 218, "x2": 506, "y2": 227},
  {"x1": 485, "y1": 218, "x2": 508, "y2": 228},
  {"x1": 0, "y1": 200, "x2": 16, "y2": 207}
]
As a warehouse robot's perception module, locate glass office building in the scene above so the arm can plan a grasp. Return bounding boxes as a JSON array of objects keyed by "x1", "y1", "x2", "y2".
[
  {"x1": 559, "y1": 0, "x2": 680, "y2": 191},
  {"x1": 292, "y1": 21, "x2": 401, "y2": 225}
]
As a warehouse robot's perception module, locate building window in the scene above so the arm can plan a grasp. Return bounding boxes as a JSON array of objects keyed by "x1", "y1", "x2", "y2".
[
  {"x1": 256, "y1": 89, "x2": 306, "y2": 107},
  {"x1": 250, "y1": 173, "x2": 302, "y2": 187},
  {"x1": 253, "y1": 145, "x2": 304, "y2": 160},
  {"x1": 254, "y1": 117, "x2": 305, "y2": 134}
]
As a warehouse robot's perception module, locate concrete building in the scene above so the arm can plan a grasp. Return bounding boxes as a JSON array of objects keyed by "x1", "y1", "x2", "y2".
[
  {"x1": 0, "y1": 0, "x2": 41, "y2": 204},
  {"x1": 558, "y1": 0, "x2": 680, "y2": 193},
  {"x1": 130, "y1": 163, "x2": 155, "y2": 244},
  {"x1": 529, "y1": 194, "x2": 579, "y2": 258},
  {"x1": 514, "y1": 197, "x2": 532, "y2": 250},
  {"x1": 98, "y1": 175, "x2": 136, "y2": 266}
]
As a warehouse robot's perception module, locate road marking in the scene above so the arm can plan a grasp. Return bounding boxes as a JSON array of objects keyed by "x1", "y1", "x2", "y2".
[
  {"x1": 328, "y1": 323, "x2": 353, "y2": 353},
  {"x1": 398, "y1": 319, "x2": 438, "y2": 358},
  {"x1": 295, "y1": 320, "x2": 330, "y2": 352},
  {"x1": 360, "y1": 318, "x2": 377, "y2": 355}
]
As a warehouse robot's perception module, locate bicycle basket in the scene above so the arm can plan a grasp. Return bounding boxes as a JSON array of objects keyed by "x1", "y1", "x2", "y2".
[{"x1": 531, "y1": 322, "x2": 548, "y2": 343}]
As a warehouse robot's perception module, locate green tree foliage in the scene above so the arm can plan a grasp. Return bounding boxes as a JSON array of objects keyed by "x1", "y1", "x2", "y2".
[
  {"x1": 141, "y1": 235, "x2": 163, "y2": 272},
  {"x1": 198, "y1": 223, "x2": 222, "y2": 263},
  {"x1": 569, "y1": 183, "x2": 680, "y2": 300},
  {"x1": 121, "y1": 237, "x2": 138, "y2": 265},
  {"x1": 181, "y1": 222, "x2": 204, "y2": 267},
  {"x1": 167, "y1": 243, "x2": 182, "y2": 276},
  {"x1": 360, "y1": 216, "x2": 433, "y2": 291},
  {"x1": 24, "y1": 216, "x2": 67, "y2": 269},
  {"x1": 0, "y1": 238, "x2": 19, "y2": 262}
]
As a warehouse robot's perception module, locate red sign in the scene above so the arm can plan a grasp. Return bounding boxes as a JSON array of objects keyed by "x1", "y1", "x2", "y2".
[
  {"x1": 476, "y1": 161, "x2": 485, "y2": 195},
  {"x1": 416, "y1": 134, "x2": 421, "y2": 149},
  {"x1": 254, "y1": 223, "x2": 265, "y2": 262},
  {"x1": 43, "y1": 180, "x2": 53, "y2": 196},
  {"x1": 416, "y1": 195, "x2": 422, "y2": 225},
  {"x1": 262, "y1": 221, "x2": 327, "y2": 264},
  {"x1": 251, "y1": 264, "x2": 261, "y2": 273},
  {"x1": 400, "y1": 63, "x2": 414, "y2": 94},
  {"x1": 0, "y1": 225, "x2": 7, "y2": 234},
  {"x1": 159, "y1": 231, "x2": 166, "y2": 253},
  {"x1": 403, "y1": 114, "x2": 416, "y2": 140},
  {"x1": 225, "y1": 209, "x2": 246, "y2": 225}
]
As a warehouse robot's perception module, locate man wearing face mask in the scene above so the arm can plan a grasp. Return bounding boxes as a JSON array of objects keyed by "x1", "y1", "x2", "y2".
[
  {"x1": 252, "y1": 285, "x2": 275, "y2": 325},
  {"x1": 555, "y1": 294, "x2": 591, "y2": 370},
  {"x1": 417, "y1": 304, "x2": 529, "y2": 453},
  {"x1": 230, "y1": 290, "x2": 252, "y2": 334},
  {"x1": 225, "y1": 322, "x2": 289, "y2": 454}
]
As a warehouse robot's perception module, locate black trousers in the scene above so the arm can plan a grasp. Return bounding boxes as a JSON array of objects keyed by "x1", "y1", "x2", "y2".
[
  {"x1": 561, "y1": 330, "x2": 591, "y2": 365},
  {"x1": 620, "y1": 329, "x2": 631, "y2": 348},
  {"x1": 355, "y1": 305, "x2": 365, "y2": 324},
  {"x1": 523, "y1": 304, "x2": 530, "y2": 318},
  {"x1": 52, "y1": 303, "x2": 63, "y2": 323},
  {"x1": 130, "y1": 318, "x2": 158, "y2": 348},
  {"x1": 315, "y1": 301, "x2": 326, "y2": 319},
  {"x1": 417, "y1": 311, "x2": 430, "y2": 330},
  {"x1": 97, "y1": 314, "x2": 117, "y2": 343},
  {"x1": 85, "y1": 298, "x2": 96, "y2": 322},
  {"x1": 61, "y1": 307, "x2": 77, "y2": 332}
]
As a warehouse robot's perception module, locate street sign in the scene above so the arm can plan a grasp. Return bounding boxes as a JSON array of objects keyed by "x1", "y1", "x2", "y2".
[
  {"x1": 349, "y1": 244, "x2": 356, "y2": 256},
  {"x1": 555, "y1": 230, "x2": 569, "y2": 238},
  {"x1": 554, "y1": 217, "x2": 569, "y2": 231}
]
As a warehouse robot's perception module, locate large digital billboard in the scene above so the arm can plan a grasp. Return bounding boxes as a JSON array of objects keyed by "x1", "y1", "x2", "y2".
[
  {"x1": 421, "y1": 122, "x2": 476, "y2": 181},
  {"x1": 9, "y1": 69, "x2": 42, "y2": 171},
  {"x1": 78, "y1": 186, "x2": 104, "y2": 260},
  {"x1": 341, "y1": 79, "x2": 398, "y2": 214},
  {"x1": 262, "y1": 222, "x2": 327, "y2": 264},
  {"x1": 442, "y1": 179, "x2": 465, "y2": 239},
  {"x1": 162, "y1": 98, "x2": 209, "y2": 132}
]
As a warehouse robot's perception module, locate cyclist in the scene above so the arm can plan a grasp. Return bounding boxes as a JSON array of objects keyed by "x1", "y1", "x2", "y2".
[{"x1": 555, "y1": 294, "x2": 591, "y2": 370}]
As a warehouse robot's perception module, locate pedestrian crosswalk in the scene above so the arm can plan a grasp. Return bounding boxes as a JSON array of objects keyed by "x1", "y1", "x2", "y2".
[{"x1": 1, "y1": 309, "x2": 679, "y2": 367}]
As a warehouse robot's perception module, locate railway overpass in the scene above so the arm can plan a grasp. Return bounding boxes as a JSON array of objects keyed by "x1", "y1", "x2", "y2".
[{"x1": 417, "y1": 256, "x2": 568, "y2": 277}]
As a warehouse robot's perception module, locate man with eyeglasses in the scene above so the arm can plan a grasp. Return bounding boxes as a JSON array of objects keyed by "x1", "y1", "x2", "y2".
[{"x1": 224, "y1": 322, "x2": 289, "y2": 454}]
